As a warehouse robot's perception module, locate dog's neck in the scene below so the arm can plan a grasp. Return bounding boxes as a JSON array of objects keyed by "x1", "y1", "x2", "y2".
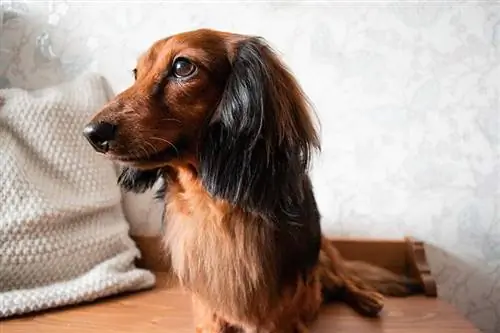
[{"x1": 163, "y1": 163, "x2": 237, "y2": 213}]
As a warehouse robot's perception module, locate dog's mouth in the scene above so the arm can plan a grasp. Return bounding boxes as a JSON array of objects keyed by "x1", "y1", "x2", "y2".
[{"x1": 111, "y1": 138, "x2": 186, "y2": 166}]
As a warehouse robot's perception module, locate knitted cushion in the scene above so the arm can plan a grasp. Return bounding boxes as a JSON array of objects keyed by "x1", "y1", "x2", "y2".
[{"x1": 0, "y1": 73, "x2": 155, "y2": 318}]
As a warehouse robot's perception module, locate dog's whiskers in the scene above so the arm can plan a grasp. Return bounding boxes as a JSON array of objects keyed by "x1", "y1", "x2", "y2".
[
  {"x1": 150, "y1": 136, "x2": 179, "y2": 156},
  {"x1": 139, "y1": 146, "x2": 149, "y2": 158},
  {"x1": 143, "y1": 140, "x2": 157, "y2": 155},
  {"x1": 160, "y1": 118, "x2": 182, "y2": 124}
]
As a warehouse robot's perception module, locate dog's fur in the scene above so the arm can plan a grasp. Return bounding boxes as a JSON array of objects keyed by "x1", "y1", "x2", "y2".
[{"x1": 85, "y1": 29, "x2": 420, "y2": 332}]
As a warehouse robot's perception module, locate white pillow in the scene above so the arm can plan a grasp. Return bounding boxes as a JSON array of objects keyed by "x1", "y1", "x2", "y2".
[
  {"x1": 0, "y1": 72, "x2": 155, "y2": 318},
  {"x1": 122, "y1": 183, "x2": 165, "y2": 237}
]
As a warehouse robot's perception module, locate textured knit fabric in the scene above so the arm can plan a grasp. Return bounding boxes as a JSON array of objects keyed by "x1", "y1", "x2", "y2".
[{"x1": 0, "y1": 73, "x2": 155, "y2": 318}]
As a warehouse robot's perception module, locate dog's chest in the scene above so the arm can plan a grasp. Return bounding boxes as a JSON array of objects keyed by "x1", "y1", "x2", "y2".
[{"x1": 162, "y1": 176, "x2": 277, "y2": 317}]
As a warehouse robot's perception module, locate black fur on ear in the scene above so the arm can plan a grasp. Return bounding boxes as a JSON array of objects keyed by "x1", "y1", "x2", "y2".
[
  {"x1": 198, "y1": 37, "x2": 320, "y2": 216},
  {"x1": 117, "y1": 167, "x2": 162, "y2": 193}
]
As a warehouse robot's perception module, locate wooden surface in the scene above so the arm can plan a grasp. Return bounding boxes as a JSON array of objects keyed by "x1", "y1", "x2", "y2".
[{"x1": 1, "y1": 273, "x2": 479, "y2": 333}]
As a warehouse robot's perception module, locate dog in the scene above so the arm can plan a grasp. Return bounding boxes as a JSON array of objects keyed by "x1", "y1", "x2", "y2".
[{"x1": 83, "y1": 29, "x2": 420, "y2": 332}]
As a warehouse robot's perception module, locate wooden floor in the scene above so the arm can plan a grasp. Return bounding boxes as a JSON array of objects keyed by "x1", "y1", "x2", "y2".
[{"x1": 1, "y1": 273, "x2": 479, "y2": 333}]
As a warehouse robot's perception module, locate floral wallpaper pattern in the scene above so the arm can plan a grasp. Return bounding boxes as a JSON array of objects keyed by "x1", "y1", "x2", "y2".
[{"x1": 1, "y1": 1, "x2": 498, "y2": 331}]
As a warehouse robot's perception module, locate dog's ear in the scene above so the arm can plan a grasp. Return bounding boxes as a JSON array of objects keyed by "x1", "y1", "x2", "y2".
[
  {"x1": 198, "y1": 37, "x2": 320, "y2": 215},
  {"x1": 117, "y1": 167, "x2": 162, "y2": 193}
]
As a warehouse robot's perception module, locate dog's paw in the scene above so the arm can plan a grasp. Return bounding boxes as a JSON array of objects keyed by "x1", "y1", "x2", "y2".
[
  {"x1": 343, "y1": 277, "x2": 385, "y2": 317},
  {"x1": 349, "y1": 289, "x2": 384, "y2": 317}
]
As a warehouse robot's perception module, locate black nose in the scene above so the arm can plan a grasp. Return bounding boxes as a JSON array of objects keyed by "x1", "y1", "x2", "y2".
[{"x1": 83, "y1": 122, "x2": 117, "y2": 153}]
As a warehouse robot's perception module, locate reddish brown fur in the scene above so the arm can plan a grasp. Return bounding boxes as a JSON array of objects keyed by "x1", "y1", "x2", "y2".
[{"x1": 87, "y1": 29, "x2": 420, "y2": 332}]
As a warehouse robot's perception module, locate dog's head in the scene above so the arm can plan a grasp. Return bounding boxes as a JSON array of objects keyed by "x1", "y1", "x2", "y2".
[{"x1": 84, "y1": 29, "x2": 320, "y2": 213}]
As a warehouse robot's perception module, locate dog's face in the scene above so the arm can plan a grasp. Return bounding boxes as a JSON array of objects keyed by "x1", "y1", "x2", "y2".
[
  {"x1": 84, "y1": 28, "x2": 320, "y2": 213},
  {"x1": 84, "y1": 29, "x2": 238, "y2": 168}
]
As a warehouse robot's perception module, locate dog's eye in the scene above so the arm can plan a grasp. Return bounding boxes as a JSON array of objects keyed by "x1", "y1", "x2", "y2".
[{"x1": 172, "y1": 58, "x2": 196, "y2": 78}]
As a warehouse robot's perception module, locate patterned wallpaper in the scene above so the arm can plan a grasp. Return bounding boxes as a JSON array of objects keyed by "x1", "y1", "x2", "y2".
[{"x1": 1, "y1": 1, "x2": 498, "y2": 331}]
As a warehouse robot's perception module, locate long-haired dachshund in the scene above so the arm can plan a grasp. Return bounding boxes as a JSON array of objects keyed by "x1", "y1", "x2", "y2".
[{"x1": 83, "y1": 29, "x2": 420, "y2": 332}]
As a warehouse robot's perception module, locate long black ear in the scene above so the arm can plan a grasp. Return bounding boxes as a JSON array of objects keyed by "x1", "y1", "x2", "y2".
[{"x1": 198, "y1": 37, "x2": 320, "y2": 215}]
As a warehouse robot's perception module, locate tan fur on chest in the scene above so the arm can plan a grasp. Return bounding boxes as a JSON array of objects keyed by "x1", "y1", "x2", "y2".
[{"x1": 162, "y1": 167, "x2": 279, "y2": 322}]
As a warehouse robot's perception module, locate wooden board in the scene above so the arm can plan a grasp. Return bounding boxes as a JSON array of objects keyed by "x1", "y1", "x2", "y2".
[{"x1": 1, "y1": 273, "x2": 478, "y2": 333}]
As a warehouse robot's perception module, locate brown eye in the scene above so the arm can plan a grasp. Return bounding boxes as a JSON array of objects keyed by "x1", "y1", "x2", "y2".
[{"x1": 172, "y1": 58, "x2": 196, "y2": 78}]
